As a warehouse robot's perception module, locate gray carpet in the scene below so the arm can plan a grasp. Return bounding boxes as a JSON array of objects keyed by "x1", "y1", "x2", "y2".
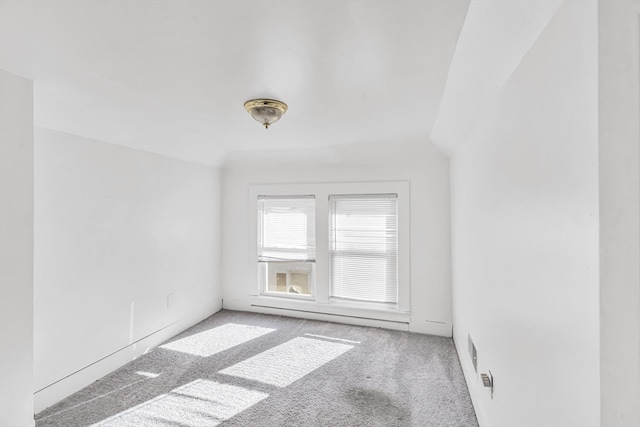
[{"x1": 35, "y1": 310, "x2": 478, "y2": 427}]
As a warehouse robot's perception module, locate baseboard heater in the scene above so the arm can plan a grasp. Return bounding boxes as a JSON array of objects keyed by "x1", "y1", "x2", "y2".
[{"x1": 250, "y1": 304, "x2": 410, "y2": 325}]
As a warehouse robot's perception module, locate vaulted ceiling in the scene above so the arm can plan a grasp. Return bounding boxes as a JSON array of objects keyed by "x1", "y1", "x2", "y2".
[{"x1": 0, "y1": 0, "x2": 470, "y2": 166}]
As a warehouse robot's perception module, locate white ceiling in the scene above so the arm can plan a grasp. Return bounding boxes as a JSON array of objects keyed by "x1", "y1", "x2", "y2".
[{"x1": 0, "y1": 0, "x2": 470, "y2": 166}]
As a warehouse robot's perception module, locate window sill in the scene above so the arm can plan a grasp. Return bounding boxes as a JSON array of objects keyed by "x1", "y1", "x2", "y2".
[
  {"x1": 248, "y1": 295, "x2": 411, "y2": 324},
  {"x1": 260, "y1": 291, "x2": 315, "y2": 301}
]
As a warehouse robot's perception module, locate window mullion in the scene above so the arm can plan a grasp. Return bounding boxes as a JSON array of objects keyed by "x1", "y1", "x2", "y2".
[{"x1": 314, "y1": 191, "x2": 330, "y2": 303}]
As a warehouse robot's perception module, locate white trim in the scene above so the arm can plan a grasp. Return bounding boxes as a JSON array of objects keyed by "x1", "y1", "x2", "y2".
[
  {"x1": 34, "y1": 304, "x2": 222, "y2": 413},
  {"x1": 248, "y1": 181, "x2": 411, "y2": 317},
  {"x1": 453, "y1": 324, "x2": 489, "y2": 427},
  {"x1": 224, "y1": 298, "x2": 410, "y2": 331}
]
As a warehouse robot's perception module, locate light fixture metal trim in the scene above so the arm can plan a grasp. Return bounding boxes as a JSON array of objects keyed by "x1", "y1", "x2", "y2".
[{"x1": 244, "y1": 98, "x2": 288, "y2": 129}]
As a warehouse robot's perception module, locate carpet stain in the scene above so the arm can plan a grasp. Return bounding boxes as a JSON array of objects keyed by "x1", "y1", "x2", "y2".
[{"x1": 344, "y1": 387, "x2": 409, "y2": 423}]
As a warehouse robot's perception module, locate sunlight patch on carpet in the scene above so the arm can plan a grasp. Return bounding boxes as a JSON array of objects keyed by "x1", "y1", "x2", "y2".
[
  {"x1": 160, "y1": 323, "x2": 275, "y2": 357},
  {"x1": 219, "y1": 337, "x2": 353, "y2": 387},
  {"x1": 92, "y1": 379, "x2": 269, "y2": 427}
]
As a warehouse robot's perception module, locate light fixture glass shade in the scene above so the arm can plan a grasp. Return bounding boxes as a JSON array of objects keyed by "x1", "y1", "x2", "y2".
[{"x1": 244, "y1": 99, "x2": 288, "y2": 129}]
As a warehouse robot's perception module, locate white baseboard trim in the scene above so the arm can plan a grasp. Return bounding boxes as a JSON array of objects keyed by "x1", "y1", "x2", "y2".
[
  {"x1": 34, "y1": 305, "x2": 222, "y2": 414},
  {"x1": 224, "y1": 299, "x2": 410, "y2": 331},
  {"x1": 453, "y1": 326, "x2": 489, "y2": 427},
  {"x1": 223, "y1": 298, "x2": 452, "y2": 337},
  {"x1": 408, "y1": 319, "x2": 452, "y2": 337}
]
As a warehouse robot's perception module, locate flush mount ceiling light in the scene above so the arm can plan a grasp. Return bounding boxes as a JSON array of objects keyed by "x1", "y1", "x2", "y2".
[{"x1": 244, "y1": 98, "x2": 288, "y2": 129}]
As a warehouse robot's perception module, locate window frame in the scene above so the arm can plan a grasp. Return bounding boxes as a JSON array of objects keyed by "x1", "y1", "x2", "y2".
[{"x1": 248, "y1": 181, "x2": 410, "y2": 315}]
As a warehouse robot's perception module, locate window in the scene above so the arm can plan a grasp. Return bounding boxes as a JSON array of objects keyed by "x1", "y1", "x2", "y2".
[
  {"x1": 257, "y1": 196, "x2": 315, "y2": 297},
  {"x1": 250, "y1": 182, "x2": 409, "y2": 316},
  {"x1": 329, "y1": 194, "x2": 398, "y2": 305}
]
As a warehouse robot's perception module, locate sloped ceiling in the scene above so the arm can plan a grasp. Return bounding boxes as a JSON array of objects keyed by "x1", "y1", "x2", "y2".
[
  {"x1": 0, "y1": 0, "x2": 470, "y2": 166},
  {"x1": 430, "y1": 0, "x2": 563, "y2": 154}
]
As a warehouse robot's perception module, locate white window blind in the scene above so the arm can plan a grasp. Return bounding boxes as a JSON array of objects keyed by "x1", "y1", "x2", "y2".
[
  {"x1": 329, "y1": 194, "x2": 398, "y2": 304},
  {"x1": 258, "y1": 196, "x2": 316, "y2": 262}
]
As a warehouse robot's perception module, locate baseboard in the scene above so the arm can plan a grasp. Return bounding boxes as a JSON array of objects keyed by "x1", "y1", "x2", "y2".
[
  {"x1": 453, "y1": 325, "x2": 489, "y2": 427},
  {"x1": 408, "y1": 319, "x2": 452, "y2": 337},
  {"x1": 34, "y1": 304, "x2": 222, "y2": 413},
  {"x1": 223, "y1": 299, "x2": 410, "y2": 332}
]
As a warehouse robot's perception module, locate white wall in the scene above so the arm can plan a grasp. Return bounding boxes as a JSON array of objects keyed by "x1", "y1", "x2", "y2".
[
  {"x1": 221, "y1": 139, "x2": 452, "y2": 335},
  {"x1": 598, "y1": 1, "x2": 640, "y2": 425},
  {"x1": 33, "y1": 128, "x2": 222, "y2": 411},
  {"x1": 0, "y1": 70, "x2": 35, "y2": 427},
  {"x1": 450, "y1": 2, "x2": 600, "y2": 426}
]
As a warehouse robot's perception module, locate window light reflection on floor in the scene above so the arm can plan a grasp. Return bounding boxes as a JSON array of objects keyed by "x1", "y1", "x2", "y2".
[
  {"x1": 219, "y1": 337, "x2": 353, "y2": 388},
  {"x1": 160, "y1": 323, "x2": 276, "y2": 358},
  {"x1": 92, "y1": 379, "x2": 269, "y2": 427}
]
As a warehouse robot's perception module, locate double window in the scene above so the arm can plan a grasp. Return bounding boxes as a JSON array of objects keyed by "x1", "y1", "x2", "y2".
[{"x1": 251, "y1": 182, "x2": 409, "y2": 313}]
